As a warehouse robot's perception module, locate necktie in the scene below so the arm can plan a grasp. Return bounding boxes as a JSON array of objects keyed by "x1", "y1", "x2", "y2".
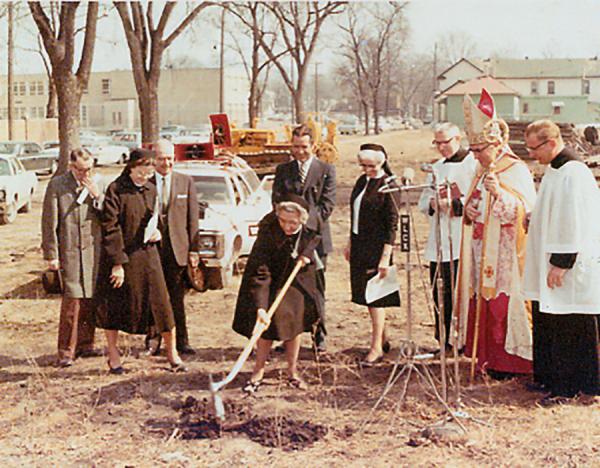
[
  {"x1": 299, "y1": 162, "x2": 307, "y2": 185},
  {"x1": 161, "y1": 177, "x2": 169, "y2": 214}
]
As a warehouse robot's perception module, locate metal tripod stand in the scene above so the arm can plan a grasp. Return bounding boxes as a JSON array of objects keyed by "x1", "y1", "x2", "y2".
[{"x1": 360, "y1": 172, "x2": 466, "y2": 433}]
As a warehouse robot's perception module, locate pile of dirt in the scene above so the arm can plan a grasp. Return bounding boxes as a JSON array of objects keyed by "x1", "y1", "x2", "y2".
[{"x1": 178, "y1": 396, "x2": 328, "y2": 451}]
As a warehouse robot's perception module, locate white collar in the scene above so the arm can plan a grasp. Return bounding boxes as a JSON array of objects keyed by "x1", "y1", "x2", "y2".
[{"x1": 297, "y1": 156, "x2": 314, "y2": 168}]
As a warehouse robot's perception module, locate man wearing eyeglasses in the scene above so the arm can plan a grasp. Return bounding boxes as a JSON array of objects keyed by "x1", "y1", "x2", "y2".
[
  {"x1": 454, "y1": 89, "x2": 536, "y2": 379},
  {"x1": 42, "y1": 148, "x2": 106, "y2": 368},
  {"x1": 522, "y1": 119, "x2": 600, "y2": 404},
  {"x1": 418, "y1": 122, "x2": 477, "y2": 351}
]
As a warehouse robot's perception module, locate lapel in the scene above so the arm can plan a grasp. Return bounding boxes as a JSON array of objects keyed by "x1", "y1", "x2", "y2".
[{"x1": 168, "y1": 172, "x2": 178, "y2": 207}]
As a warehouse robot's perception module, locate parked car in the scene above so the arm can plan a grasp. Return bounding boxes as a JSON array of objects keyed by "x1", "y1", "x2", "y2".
[
  {"x1": 0, "y1": 154, "x2": 38, "y2": 224},
  {"x1": 337, "y1": 116, "x2": 361, "y2": 135},
  {"x1": 111, "y1": 131, "x2": 142, "y2": 150},
  {"x1": 174, "y1": 156, "x2": 273, "y2": 290},
  {"x1": 173, "y1": 125, "x2": 212, "y2": 143},
  {"x1": 86, "y1": 143, "x2": 130, "y2": 165},
  {"x1": 0, "y1": 141, "x2": 58, "y2": 175}
]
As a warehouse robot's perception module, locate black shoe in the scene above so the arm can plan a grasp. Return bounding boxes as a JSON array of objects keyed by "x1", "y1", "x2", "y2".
[
  {"x1": 177, "y1": 346, "x2": 196, "y2": 355},
  {"x1": 107, "y1": 360, "x2": 125, "y2": 375},
  {"x1": 525, "y1": 381, "x2": 548, "y2": 393},
  {"x1": 382, "y1": 340, "x2": 391, "y2": 354},
  {"x1": 538, "y1": 393, "x2": 575, "y2": 407}
]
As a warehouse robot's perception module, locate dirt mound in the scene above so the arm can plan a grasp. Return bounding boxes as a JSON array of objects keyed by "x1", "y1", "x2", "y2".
[{"x1": 178, "y1": 396, "x2": 328, "y2": 451}]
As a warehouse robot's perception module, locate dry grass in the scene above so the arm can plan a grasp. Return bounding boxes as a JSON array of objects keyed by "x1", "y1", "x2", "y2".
[{"x1": 0, "y1": 130, "x2": 599, "y2": 466}]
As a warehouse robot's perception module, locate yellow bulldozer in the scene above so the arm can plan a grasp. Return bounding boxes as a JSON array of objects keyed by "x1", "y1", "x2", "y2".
[{"x1": 209, "y1": 113, "x2": 339, "y2": 176}]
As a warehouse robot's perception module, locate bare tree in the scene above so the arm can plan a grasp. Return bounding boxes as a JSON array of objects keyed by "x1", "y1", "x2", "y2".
[
  {"x1": 338, "y1": 2, "x2": 407, "y2": 134},
  {"x1": 29, "y1": 1, "x2": 99, "y2": 174},
  {"x1": 225, "y1": 2, "x2": 283, "y2": 127},
  {"x1": 241, "y1": 2, "x2": 344, "y2": 124},
  {"x1": 114, "y1": 1, "x2": 214, "y2": 144},
  {"x1": 395, "y1": 54, "x2": 433, "y2": 118},
  {"x1": 437, "y1": 31, "x2": 479, "y2": 68}
]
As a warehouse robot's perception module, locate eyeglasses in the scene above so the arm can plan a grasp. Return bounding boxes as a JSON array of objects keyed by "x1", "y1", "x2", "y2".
[
  {"x1": 525, "y1": 139, "x2": 550, "y2": 152},
  {"x1": 468, "y1": 143, "x2": 492, "y2": 154},
  {"x1": 432, "y1": 137, "x2": 454, "y2": 146},
  {"x1": 72, "y1": 165, "x2": 92, "y2": 174}
]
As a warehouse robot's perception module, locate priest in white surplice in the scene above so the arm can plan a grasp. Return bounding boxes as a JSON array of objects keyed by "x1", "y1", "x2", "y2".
[
  {"x1": 523, "y1": 120, "x2": 600, "y2": 401},
  {"x1": 418, "y1": 122, "x2": 477, "y2": 348},
  {"x1": 455, "y1": 89, "x2": 536, "y2": 378}
]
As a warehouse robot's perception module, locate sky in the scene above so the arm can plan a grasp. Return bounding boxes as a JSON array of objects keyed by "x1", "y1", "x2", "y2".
[{"x1": 3, "y1": 0, "x2": 600, "y2": 75}]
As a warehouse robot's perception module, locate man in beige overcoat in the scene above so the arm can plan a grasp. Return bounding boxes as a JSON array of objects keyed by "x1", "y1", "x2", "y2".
[{"x1": 42, "y1": 149, "x2": 106, "y2": 367}]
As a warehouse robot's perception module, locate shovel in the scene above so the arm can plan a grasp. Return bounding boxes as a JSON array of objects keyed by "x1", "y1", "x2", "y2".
[{"x1": 209, "y1": 258, "x2": 306, "y2": 421}]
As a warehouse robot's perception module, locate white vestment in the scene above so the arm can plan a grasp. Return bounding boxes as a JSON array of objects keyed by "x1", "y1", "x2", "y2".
[
  {"x1": 418, "y1": 153, "x2": 478, "y2": 262},
  {"x1": 523, "y1": 160, "x2": 600, "y2": 314}
]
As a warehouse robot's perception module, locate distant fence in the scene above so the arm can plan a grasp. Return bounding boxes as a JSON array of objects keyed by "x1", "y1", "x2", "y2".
[{"x1": 0, "y1": 118, "x2": 58, "y2": 144}]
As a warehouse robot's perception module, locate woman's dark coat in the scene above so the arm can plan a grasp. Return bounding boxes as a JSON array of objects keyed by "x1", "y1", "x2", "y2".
[
  {"x1": 232, "y1": 214, "x2": 323, "y2": 341},
  {"x1": 95, "y1": 171, "x2": 174, "y2": 334},
  {"x1": 349, "y1": 174, "x2": 401, "y2": 307}
]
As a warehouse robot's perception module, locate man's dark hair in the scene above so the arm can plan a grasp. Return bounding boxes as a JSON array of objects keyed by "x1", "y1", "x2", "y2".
[{"x1": 292, "y1": 124, "x2": 313, "y2": 143}]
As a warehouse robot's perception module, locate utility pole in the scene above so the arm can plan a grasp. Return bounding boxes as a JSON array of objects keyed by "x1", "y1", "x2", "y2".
[
  {"x1": 219, "y1": 7, "x2": 225, "y2": 114},
  {"x1": 7, "y1": 2, "x2": 14, "y2": 139},
  {"x1": 314, "y1": 62, "x2": 320, "y2": 117},
  {"x1": 432, "y1": 41, "x2": 438, "y2": 122}
]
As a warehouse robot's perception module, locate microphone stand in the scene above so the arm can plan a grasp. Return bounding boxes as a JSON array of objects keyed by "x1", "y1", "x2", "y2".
[{"x1": 360, "y1": 175, "x2": 466, "y2": 435}]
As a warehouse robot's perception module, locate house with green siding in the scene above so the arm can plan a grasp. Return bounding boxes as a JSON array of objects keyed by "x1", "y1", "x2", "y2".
[{"x1": 435, "y1": 57, "x2": 600, "y2": 125}]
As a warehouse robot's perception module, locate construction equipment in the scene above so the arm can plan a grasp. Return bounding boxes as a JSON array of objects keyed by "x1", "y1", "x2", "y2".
[{"x1": 209, "y1": 113, "x2": 339, "y2": 177}]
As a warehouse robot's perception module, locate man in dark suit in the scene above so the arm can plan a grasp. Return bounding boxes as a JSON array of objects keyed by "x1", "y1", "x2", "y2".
[
  {"x1": 149, "y1": 139, "x2": 199, "y2": 355},
  {"x1": 272, "y1": 124, "x2": 336, "y2": 351}
]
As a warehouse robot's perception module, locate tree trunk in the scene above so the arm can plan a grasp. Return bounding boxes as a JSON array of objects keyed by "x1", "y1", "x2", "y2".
[
  {"x1": 54, "y1": 73, "x2": 81, "y2": 175},
  {"x1": 248, "y1": 79, "x2": 258, "y2": 128},
  {"x1": 362, "y1": 102, "x2": 370, "y2": 135},
  {"x1": 372, "y1": 90, "x2": 380, "y2": 134},
  {"x1": 138, "y1": 85, "x2": 160, "y2": 144},
  {"x1": 46, "y1": 77, "x2": 58, "y2": 118}
]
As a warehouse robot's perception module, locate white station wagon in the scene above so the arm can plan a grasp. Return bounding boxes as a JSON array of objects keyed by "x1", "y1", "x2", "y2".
[
  {"x1": 0, "y1": 155, "x2": 38, "y2": 224},
  {"x1": 174, "y1": 156, "x2": 273, "y2": 290}
]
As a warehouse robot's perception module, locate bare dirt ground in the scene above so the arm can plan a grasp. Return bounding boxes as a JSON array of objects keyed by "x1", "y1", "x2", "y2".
[{"x1": 1, "y1": 130, "x2": 599, "y2": 467}]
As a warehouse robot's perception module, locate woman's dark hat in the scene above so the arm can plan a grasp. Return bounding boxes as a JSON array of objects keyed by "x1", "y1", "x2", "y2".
[
  {"x1": 279, "y1": 193, "x2": 309, "y2": 212},
  {"x1": 129, "y1": 148, "x2": 155, "y2": 163},
  {"x1": 42, "y1": 269, "x2": 63, "y2": 295}
]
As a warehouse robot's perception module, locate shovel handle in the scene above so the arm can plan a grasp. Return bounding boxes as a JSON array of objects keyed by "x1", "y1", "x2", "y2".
[{"x1": 212, "y1": 259, "x2": 305, "y2": 392}]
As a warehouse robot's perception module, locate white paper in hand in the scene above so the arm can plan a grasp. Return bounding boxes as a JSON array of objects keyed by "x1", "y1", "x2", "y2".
[
  {"x1": 143, "y1": 210, "x2": 159, "y2": 243},
  {"x1": 365, "y1": 265, "x2": 399, "y2": 304}
]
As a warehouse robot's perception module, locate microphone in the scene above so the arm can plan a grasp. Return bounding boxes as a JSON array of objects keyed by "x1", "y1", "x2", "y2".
[{"x1": 402, "y1": 167, "x2": 415, "y2": 185}]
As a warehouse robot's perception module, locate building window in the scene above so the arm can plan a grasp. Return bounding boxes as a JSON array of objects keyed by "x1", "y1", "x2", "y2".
[
  {"x1": 102, "y1": 79, "x2": 111, "y2": 95},
  {"x1": 583, "y1": 79, "x2": 591, "y2": 95},
  {"x1": 12, "y1": 82, "x2": 19, "y2": 96},
  {"x1": 37, "y1": 81, "x2": 45, "y2": 95},
  {"x1": 19, "y1": 82, "x2": 26, "y2": 96},
  {"x1": 531, "y1": 81, "x2": 538, "y2": 95},
  {"x1": 112, "y1": 111, "x2": 122, "y2": 125},
  {"x1": 547, "y1": 81, "x2": 555, "y2": 95},
  {"x1": 30, "y1": 107, "x2": 38, "y2": 118},
  {"x1": 0, "y1": 108, "x2": 7, "y2": 119},
  {"x1": 553, "y1": 105, "x2": 561, "y2": 115},
  {"x1": 80, "y1": 105, "x2": 88, "y2": 124},
  {"x1": 523, "y1": 103, "x2": 529, "y2": 114}
]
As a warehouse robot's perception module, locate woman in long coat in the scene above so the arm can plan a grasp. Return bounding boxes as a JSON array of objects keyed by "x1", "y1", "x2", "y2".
[
  {"x1": 233, "y1": 195, "x2": 323, "y2": 392},
  {"x1": 95, "y1": 149, "x2": 186, "y2": 373},
  {"x1": 344, "y1": 143, "x2": 400, "y2": 365}
]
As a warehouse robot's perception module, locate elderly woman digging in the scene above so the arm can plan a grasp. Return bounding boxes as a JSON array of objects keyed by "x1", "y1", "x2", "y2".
[{"x1": 232, "y1": 195, "x2": 324, "y2": 393}]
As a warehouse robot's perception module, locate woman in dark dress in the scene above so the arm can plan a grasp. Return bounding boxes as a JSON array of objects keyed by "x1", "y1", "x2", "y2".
[
  {"x1": 233, "y1": 195, "x2": 323, "y2": 392},
  {"x1": 96, "y1": 149, "x2": 186, "y2": 373},
  {"x1": 344, "y1": 143, "x2": 400, "y2": 365}
]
